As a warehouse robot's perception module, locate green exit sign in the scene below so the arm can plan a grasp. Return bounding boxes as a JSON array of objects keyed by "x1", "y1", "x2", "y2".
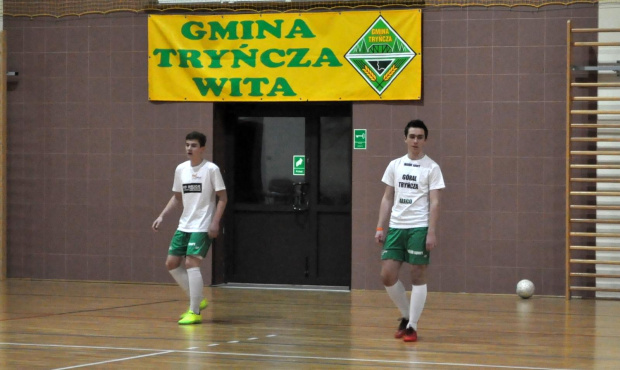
[
  {"x1": 293, "y1": 155, "x2": 305, "y2": 175},
  {"x1": 354, "y1": 129, "x2": 367, "y2": 150}
]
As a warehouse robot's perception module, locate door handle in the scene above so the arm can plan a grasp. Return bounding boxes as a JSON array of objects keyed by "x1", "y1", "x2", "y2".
[
  {"x1": 293, "y1": 202, "x2": 309, "y2": 212},
  {"x1": 292, "y1": 182, "x2": 309, "y2": 211}
]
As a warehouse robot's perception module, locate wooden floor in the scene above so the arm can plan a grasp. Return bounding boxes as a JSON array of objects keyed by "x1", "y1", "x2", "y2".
[{"x1": 1, "y1": 280, "x2": 619, "y2": 369}]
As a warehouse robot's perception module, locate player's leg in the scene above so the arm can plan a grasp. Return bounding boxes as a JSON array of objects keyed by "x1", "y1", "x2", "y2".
[
  {"x1": 178, "y1": 258, "x2": 204, "y2": 324},
  {"x1": 380, "y1": 259, "x2": 401, "y2": 287},
  {"x1": 167, "y1": 231, "x2": 190, "y2": 295},
  {"x1": 408, "y1": 264, "x2": 428, "y2": 330},
  {"x1": 381, "y1": 229, "x2": 410, "y2": 338},
  {"x1": 166, "y1": 230, "x2": 206, "y2": 323},
  {"x1": 404, "y1": 227, "x2": 430, "y2": 342},
  {"x1": 382, "y1": 260, "x2": 410, "y2": 321},
  {"x1": 185, "y1": 255, "x2": 204, "y2": 315},
  {"x1": 179, "y1": 232, "x2": 212, "y2": 324}
]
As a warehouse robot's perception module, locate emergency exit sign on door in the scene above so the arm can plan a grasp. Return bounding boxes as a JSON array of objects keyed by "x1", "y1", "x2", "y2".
[
  {"x1": 293, "y1": 155, "x2": 305, "y2": 175},
  {"x1": 354, "y1": 129, "x2": 367, "y2": 149}
]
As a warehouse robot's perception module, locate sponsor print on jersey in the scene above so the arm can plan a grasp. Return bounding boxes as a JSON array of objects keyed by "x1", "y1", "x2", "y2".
[
  {"x1": 183, "y1": 183, "x2": 203, "y2": 193},
  {"x1": 398, "y1": 173, "x2": 418, "y2": 190}
]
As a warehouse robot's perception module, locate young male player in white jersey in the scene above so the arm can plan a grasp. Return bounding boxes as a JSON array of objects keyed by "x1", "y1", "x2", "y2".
[
  {"x1": 375, "y1": 119, "x2": 445, "y2": 342},
  {"x1": 152, "y1": 131, "x2": 227, "y2": 325}
]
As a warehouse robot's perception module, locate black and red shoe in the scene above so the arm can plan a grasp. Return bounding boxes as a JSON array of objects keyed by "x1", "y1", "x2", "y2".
[
  {"x1": 394, "y1": 318, "x2": 409, "y2": 339},
  {"x1": 403, "y1": 327, "x2": 417, "y2": 342}
]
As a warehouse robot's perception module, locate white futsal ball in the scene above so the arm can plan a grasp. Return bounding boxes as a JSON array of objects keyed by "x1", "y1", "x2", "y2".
[{"x1": 516, "y1": 279, "x2": 535, "y2": 299}]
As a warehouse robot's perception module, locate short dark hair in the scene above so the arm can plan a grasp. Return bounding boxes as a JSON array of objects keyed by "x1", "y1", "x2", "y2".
[
  {"x1": 186, "y1": 131, "x2": 207, "y2": 147},
  {"x1": 404, "y1": 119, "x2": 428, "y2": 139}
]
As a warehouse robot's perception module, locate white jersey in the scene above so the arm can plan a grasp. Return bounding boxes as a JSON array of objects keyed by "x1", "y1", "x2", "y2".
[
  {"x1": 382, "y1": 154, "x2": 445, "y2": 228},
  {"x1": 172, "y1": 159, "x2": 226, "y2": 232}
]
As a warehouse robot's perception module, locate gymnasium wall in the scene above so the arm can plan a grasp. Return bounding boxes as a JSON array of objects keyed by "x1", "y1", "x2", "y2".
[
  {"x1": 5, "y1": 13, "x2": 216, "y2": 284},
  {"x1": 351, "y1": 5, "x2": 598, "y2": 294},
  {"x1": 4, "y1": 4, "x2": 599, "y2": 294}
]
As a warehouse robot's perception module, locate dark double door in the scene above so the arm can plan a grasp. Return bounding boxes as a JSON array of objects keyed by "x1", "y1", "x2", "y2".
[{"x1": 214, "y1": 103, "x2": 352, "y2": 287}]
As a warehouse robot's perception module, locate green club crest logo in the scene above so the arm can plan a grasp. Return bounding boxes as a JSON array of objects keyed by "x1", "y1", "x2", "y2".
[{"x1": 345, "y1": 16, "x2": 417, "y2": 96}]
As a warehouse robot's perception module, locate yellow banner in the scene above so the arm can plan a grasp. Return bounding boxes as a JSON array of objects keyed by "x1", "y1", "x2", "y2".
[{"x1": 148, "y1": 10, "x2": 422, "y2": 102}]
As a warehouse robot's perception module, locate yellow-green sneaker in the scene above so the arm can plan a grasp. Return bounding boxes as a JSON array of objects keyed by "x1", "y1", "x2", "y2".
[
  {"x1": 199, "y1": 298, "x2": 208, "y2": 311},
  {"x1": 178, "y1": 311, "x2": 202, "y2": 325},
  {"x1": 179, "y1": 298, "x2": 208, "y2": 318}
]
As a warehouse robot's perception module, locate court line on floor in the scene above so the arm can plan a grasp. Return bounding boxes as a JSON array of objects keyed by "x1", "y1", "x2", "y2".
[
  {"x1": 0, "y1": 299, "x2": 182, "y2": 322},
  {"x1": 53, "y1": 351, "x2": 174, "y2": 370},
  {"x1": 1, "y1": 342, "x2": 568, "y2": 369}
]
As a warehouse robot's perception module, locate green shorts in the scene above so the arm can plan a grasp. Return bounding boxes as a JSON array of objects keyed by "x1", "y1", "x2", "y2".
[
  {"x1": 168, "y1": 231, "x2": 212, "y2": 258},
  {"x1": 381, "y1": 227, "x2": 430, "y2": 265}
]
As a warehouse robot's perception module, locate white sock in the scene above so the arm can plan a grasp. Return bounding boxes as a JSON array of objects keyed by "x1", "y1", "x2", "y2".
[
  {"x1": 187, "y1": 267, "x2": 204, "y2": 314},
  {"x1": 408, "y1": 284, "x2": 427, "y2": 330},
  {"x1": 169, "y1": 265, "x2": 190, "y2": 297},
  {"x1": 385, "y1": 280, "x2": 410, "y2": 319}
]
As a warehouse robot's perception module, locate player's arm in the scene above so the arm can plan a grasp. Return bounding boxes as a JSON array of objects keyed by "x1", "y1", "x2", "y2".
[
  {"x1": 425, "y1": 189, "x2": 441, "y2": 251},
  {"x1": 152, "y1": 192, "x2": 182, "y2": 231},
  {"x1": 208, "y1": 189, "x2": 228, "y2": 239},
  {"x1": 375, "y1": 185, "x2": 395, "y2": 245}
]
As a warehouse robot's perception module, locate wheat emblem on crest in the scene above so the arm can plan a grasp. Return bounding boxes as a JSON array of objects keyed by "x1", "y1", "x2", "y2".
[
  {"x1": 383, "y1": 65, "x2": 398, "y2": 81},
  {"x1": 362, "y1": 65, "x2": 377, "y2": 81}
]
